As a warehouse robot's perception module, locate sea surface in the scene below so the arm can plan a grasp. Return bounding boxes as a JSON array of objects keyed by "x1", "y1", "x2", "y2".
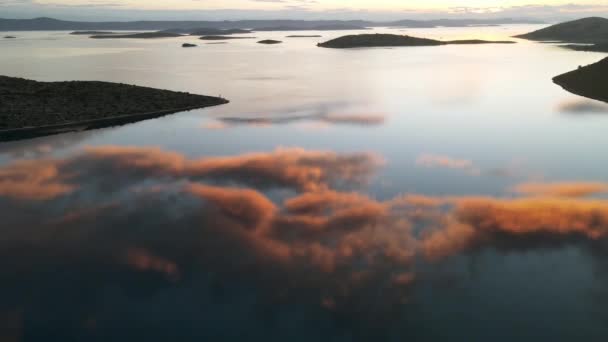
[{"x1": 2, "y1": 25, "x2": 608, "y2": 341}]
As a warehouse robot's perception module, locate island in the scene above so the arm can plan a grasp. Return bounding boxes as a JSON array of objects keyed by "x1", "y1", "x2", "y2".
[
  {"x1": 90, "y1": 31, "x2": 183, "y2": 39},
  {"x1": 199, "y1": 35, "x2": 256, "y2": 40},
  {"x1": 317, "y1": 34, "x2": 516, "y2": 49},
  {"x1": 0, "y1": 76, "x2": 228, "y2": 141},
  {"x1": 189, "y1": 28, "x2": 252, "y2": 35},
  {"x1": 182, "y1": 43, "x2": 197, "y2": 48},
  {"x1": 562, "y1": 43, "x2": 608, "y2": 53},
  {"x1": 3, "y1": 36, "x2": 16, "y2": 39},
  {"x1": 553, "y1": 57, "x2": 608, "y2": 103},
  {"x1": 254, "y1": 24, "x2": 367, "y2": 31},
  {"x1": 287, "y1": 35, "x2": 322, "y2": 38},
  {"x1": 257, "y1": 39, "x2": 282, "y2": 44},
  {"x1": 70, "y1": 31, "x2": 116, "y2": 35},
  {"x1": 515, "y1": 17, "x2": 608, "y2": 43},
  {"x1": 445, "y1": 39, "x2": 516, "y2": 45}
]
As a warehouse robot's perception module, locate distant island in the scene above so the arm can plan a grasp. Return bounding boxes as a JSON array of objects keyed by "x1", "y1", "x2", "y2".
[
  {"x1": 287, "y1": 35, "x2": 322, "y2": 38},
  {"x1": 258, "y1": 40, "x2": 282, "y2": 44},
  {"x1": 254, "y1": 24, "x2": 366, "y2": 31},
  {"x1": 317, "y1": 34, "x2": 516, "y2": 49},
  {"x1": 199, "y1": 36, "x2": 256, "y2": 40},
  {"x1": 0, "y1": 17, "x2": 543, "y2": 31},
  {"x1": 70, "y1": 31, "x2": 116, "y2": 35},
  {"x1": 553, "y1": 57, "x2": 608, "y2": 103},
  {"x1": 90, "y1": 31, "x2": 183, "y2": 39},
  {"x1": 189, "y1": 28, "x2": 252, "y2": 35},
  {"x1": 182, "y1": 43, "x2": 197, "y2": 48},
  {"x1": 0, "y1": 76, "x2": 228, "y2": 141},
  {"x1": 562, "y1": 43, "x2": 608, "y2": 53},
  {"x1": 515, "y1": 17, "x2": 608, "y2": 43},
  {"x1": 3, "y1": 35, "x2": 16, "y2": 39}
]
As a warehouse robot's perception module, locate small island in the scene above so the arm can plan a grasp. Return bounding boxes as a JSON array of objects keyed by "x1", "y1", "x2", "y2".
[
  {"x1": 182, "y1": 43, "x2": 198, "y2": 48},
  {"x1": 0, "y1": 76, "x2": 228, "y2": 141},
  {"x1": 515, "y1": 17, "x2": 608, "y2": 43},
  {"x1": 3, "y1": 36, "x2": 16, "y2": 39},
  {"x1": 91, "y1": 31, "x2": 183, "y2": 39},
  {"x1": 562, "y1": 43, "x2": 608, "y2": 53},
  {"x1": 287, "y1": 35, "x2": 322, "y2": 38},
  {"x1": 70, "y1": 31, "x2": 116, "y2": 35},
  {"x1": 189, "y1": 28, "x2": 252, "y2": 35},
  {"x1": 317, "y1": 34, "x2": 516, "y2": 49},
  {"x1": 199, "y1": 35, "x2": 256, "y2": 40},
  {"x1": 257, "y1": 39, "x2": 282, "y2": 44},
  {"x1": 255, "y1": 24, "x2": 366, "y2": 31},
  {"x1": 445, "y1": 39, "x2": 516, "y2": 45},
  {"x1": 553, "y1": 57, "x2": 608, "y2": 103}
]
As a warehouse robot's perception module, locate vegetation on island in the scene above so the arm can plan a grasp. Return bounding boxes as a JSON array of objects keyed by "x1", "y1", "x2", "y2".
[{"x1": 0, "y1": 76, "x2": 228, "y2": 141}]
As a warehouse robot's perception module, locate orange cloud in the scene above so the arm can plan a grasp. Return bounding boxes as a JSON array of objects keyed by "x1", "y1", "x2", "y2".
[
  {"x1": 0, "y1": 146, "x2": 382, "y2": 200},
  {"x1": 512, "y1": 181, "x2": 608, "y2": 198}
]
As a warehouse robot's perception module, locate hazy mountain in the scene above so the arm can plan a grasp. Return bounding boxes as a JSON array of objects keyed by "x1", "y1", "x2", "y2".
[
  {"x1": 515, "y1": 17, "x2": 608, "y2": 43},
  {"x1": 0, "y1": 17, "x2": 543, "y2": 32}
]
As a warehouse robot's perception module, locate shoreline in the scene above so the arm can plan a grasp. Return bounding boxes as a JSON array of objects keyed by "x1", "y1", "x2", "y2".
[{"x1": 0, "y1": 102, "x2": 227, "y2": 142}]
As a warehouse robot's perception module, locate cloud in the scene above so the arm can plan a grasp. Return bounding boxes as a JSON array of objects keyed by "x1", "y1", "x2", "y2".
[
  {"x1": 0, "y1": 146, "x2": 383, "y2": 200},
  {"x1": 5, "y1": 145, "x2": 608, "y2": 334},
  {"x1": 557, "y1": 99, "x2": 608, "y2": 114},
  {"x1": 203, "y1": 112, "x2": 385, "y2": 130},
  {"x1": 512, "y1": 181, "x2": 608, "y2": 198}
]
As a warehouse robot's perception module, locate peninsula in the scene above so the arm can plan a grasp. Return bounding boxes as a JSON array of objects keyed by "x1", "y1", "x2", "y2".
[
  {"x1": 0, "y1": 76, "x2": 228, "y2": 141},
  {"x1": 317, "y1": 34, "x2": 516, "y2": 49},
  {"x1": 553, "y1": 57, "x2": 608, "y2": 103}
]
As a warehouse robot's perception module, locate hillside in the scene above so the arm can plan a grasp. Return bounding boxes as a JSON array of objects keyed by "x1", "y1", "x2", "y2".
[
  {"x1": 515, "y1": 17, "x2": 608, "y2": 43},
  {"x1": 553, "y1": 57, "x2": 608, "y2": 103}
]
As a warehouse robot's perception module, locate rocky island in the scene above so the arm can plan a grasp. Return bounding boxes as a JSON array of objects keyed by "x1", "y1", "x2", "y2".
[
  {"x1": 182, "y1": 43, "x2": 197, "y2": 48},
  {"x1": 317, "y1": 34, "x2": 516, "y2": 49},
  {"x1": 0, "y1": 76, "x2": 228, "y2": 141},
  {"x1": 553, "y1": 57, "x2": 608, "y2": 103},
  {"x1": 257, "y1": 39, "x2": 282, "y2": 44},
  {"x1": 90, "y1": 31, "x2": 183, "y2": 39},
  {"x1": 515, "y1": 17, "x2": 608, "y2": 43}
]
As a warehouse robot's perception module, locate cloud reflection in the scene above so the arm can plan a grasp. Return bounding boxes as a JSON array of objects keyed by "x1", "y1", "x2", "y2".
[{"x1": 3, "y1": 146, "x2": 608, "y2": 337}]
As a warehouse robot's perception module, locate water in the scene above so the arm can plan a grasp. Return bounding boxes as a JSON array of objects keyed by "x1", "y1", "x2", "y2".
[{"x1": 2, "y1": 25, "x2": 608, "y2": 341}]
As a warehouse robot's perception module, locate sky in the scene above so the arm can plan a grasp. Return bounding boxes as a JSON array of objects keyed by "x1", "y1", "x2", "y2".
[{"x1": 1, "y1": 0, "x2": 608, "y2": 21}]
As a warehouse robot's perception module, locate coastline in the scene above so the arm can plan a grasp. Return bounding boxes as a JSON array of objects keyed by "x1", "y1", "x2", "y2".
[{"x1": 0, "y1": 102, "x2": 228, "y2": 142}]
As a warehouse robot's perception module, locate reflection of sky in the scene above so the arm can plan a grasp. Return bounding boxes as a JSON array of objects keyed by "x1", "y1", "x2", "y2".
[{"x1": 2, "y1": 25, "x2": 608, "y2": 340}]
